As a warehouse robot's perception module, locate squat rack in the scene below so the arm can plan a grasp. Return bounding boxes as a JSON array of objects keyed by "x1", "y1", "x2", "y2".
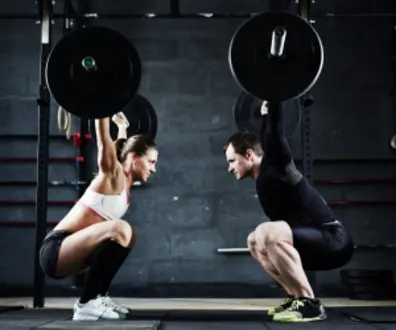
[
  {"x1": 33, "y1": 0, "x2": 94, "y2": 308},
  {"x1": 33, "y1": 0, "x2": 52, "y2": 309}
]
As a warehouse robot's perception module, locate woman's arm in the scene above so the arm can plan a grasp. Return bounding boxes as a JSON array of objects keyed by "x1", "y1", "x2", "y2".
[
  {"x1": 112, "y1": 112, "x2": 129, "y2": 139},
  {"x1": 95, "y1": 118, "x2": 118, "y2": 174}
]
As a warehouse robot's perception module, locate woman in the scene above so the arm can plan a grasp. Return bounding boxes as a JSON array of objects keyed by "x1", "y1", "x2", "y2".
[{"x1": 39, "y1": 113, "x2": 158, "y2": 321}]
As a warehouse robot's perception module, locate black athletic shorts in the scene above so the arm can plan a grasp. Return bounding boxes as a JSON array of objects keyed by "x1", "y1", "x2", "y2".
[
  {"x1": 39, "y1": 230, "x2": 71, "y2": 279},
  {"x1": 292, "y1": 221, "x2": 354, "y2": 271}
]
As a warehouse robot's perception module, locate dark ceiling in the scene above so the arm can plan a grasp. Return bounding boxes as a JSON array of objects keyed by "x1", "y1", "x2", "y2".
[{"x1": 0, "y1": 1, "x2": 395, "y2": 18}]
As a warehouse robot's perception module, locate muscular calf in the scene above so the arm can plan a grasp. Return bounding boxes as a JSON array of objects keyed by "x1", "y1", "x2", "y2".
[{"x1": 247, "y1": 221, "x2": 314, "y2": 298}]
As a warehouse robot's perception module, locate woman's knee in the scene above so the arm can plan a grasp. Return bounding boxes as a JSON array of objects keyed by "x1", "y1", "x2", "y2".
[{"x1": 110, "y1": 220, "x2": 136, "y2": 248}]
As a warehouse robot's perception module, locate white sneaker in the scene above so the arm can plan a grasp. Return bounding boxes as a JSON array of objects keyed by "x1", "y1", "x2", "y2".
[
  {"x1": 98, "y1": 294, "x2": 130, "y2": 315},
  {"x1": 72, "y1": 297, "x2": 126, "y2": 321}
]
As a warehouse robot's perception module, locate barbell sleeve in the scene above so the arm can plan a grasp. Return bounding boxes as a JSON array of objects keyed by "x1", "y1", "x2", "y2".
[
  {"x1": 270, "y1": 26, "x2": 287, "y2": 58},
  {"x1": 217, "y1": 245, "x2": 396, "y2": 254},
  {"x1": 82, "y1": 56, "x2": 97, "y2": 72}
]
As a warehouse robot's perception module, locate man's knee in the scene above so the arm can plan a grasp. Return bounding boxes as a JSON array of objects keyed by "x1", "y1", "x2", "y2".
[
  {"x1": 248, "y1": 231, "x2": 279, "y2": 274},
  {"x1": 255, "y1": 221, "x2": 293, "y2": 251},
  {"x1": 247, "y1": 232, "x2": 258, "y2": 258},
  {"x1": 247, "y1": 232, "x2": 256, "y2": 249},
  {"x1": 111, "y1": 220, "x2": 136, "y2": 248}
]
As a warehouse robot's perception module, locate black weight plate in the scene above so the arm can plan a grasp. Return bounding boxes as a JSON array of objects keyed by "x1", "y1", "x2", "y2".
[
  {"x1": 90, "y1": 94, "x2": 157, "y2": 144},
  {"x1": 46, "y1": 26, "x2": 141, "y2": 118},
  {"x1": 342, "y1": 277, "x2": 394, "y2": 286},
  {"x1": 340, "y1": 269, "x2": 394, "y2": 279},
  {"x1": 347, "y1": 281, "x2": 396, "y2": 291},
  {"x1": 229, "y1": 11, "x2": 324, "y2": 102},
  {"x1": 350, "y1": 291, "x2": 396, "y2": 301},
  {"x1": 110, "y1": 94, "x2": 158, "y2": 139},
  {"x1": 233, "y1": 91, "x2": 300, "y2": 137},
  {"x1": 351, "y1": 286, "x2": 396, "y2": 295}
]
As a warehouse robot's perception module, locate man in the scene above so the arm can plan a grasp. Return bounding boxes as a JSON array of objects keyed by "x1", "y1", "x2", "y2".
[{"x1": 224, "y1": 100, "x2": 354, "y2": 322}]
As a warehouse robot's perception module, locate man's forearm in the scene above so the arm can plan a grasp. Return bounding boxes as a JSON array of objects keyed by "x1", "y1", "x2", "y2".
[
  {"x1": 268, "y1": 102, "x2": 286, "y2": 137},
  {"x1": 262, "y1": 102, "x2": 293, "y2": 168}
]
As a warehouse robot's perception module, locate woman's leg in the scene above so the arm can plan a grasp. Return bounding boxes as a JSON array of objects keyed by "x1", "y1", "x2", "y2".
[
  {"x1": 56, "y1": 219, "x2": 135, "y2": 318},
  {"x1": 56, "y1": 219, "x2": 134, "y2": 277}
]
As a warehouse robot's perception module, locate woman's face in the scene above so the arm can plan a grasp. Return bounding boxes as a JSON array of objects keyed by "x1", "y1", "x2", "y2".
[{"x1": 130, "y1": 148, "x2": 158, "y2": 182}]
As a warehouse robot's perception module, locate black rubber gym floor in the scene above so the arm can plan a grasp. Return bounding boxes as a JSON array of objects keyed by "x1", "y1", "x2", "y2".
[{"x1": 0, "y1": 306, "x2": 395, "y2": 330}]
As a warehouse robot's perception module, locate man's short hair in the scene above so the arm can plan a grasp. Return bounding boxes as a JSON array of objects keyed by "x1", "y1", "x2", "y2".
[{"x1": 224, "y1": 132, "x2": 264, "y2": 157}]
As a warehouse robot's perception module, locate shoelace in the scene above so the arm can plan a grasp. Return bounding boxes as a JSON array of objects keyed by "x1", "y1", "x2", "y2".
[
  {"x1": 281, "y1": 297, "x2": 293, "y2": 307},
  {"x1": 100, "y1": 296, "x2": 116, "y2": 307},
  {"x1": 91, "y1": 298, "x2": 110, "y2": 309},
  {"x1": 101, "y1": 296, "x2": 126, "y2": 311},
  {"x1": 287, "y1": 300, "x2": 305, "y2": 311}
]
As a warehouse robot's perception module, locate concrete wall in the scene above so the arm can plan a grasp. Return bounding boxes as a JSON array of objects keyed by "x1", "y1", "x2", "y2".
[{"x1": 0, "y1": 1, "x2": 395, "y2": 298}]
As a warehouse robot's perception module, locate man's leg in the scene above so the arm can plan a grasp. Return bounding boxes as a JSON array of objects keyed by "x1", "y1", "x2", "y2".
[
  {"x1": 247, "y1": 232, "x2": 295, "y2": 296},
  {"x1": 254, "y1": 221, "x2": 326, "y2": 322},
  {"x1": 248, "y1": 230, "x2": 296, "y2": 316},
  {"x1": 254, "y1": 222, "x2": 314, "y2": 298}
]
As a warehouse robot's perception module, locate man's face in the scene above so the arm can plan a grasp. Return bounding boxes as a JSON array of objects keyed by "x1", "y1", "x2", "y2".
[{"x1": 225, "y1": 144, "x2": 253, "y2": 180}]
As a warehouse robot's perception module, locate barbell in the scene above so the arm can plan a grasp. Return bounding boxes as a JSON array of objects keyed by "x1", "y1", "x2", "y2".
[
  {"x1": 45, "y1": 10, "x2": 323, "y2": 137},
  {"x1": 229, "y1": 11, "x2": 324, "y2": 102}
]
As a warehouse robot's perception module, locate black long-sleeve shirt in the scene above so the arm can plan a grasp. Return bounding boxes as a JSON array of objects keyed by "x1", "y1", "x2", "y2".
[{"x1": 256, "y1": 102, "x2": 336, "y2": 226}]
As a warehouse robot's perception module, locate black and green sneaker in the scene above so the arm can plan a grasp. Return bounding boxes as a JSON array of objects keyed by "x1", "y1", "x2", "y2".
[
  {"x1": 273, "y1": 297, "x2": 327, "y2": 322},
  {"x1": 267, "y1": 295, "x2": 295, "y2": 316}
]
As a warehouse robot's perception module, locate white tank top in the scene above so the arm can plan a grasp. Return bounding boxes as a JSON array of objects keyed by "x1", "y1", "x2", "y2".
[{"x1": 79, "y1": 177, "x2": 130, "y2": 220}]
